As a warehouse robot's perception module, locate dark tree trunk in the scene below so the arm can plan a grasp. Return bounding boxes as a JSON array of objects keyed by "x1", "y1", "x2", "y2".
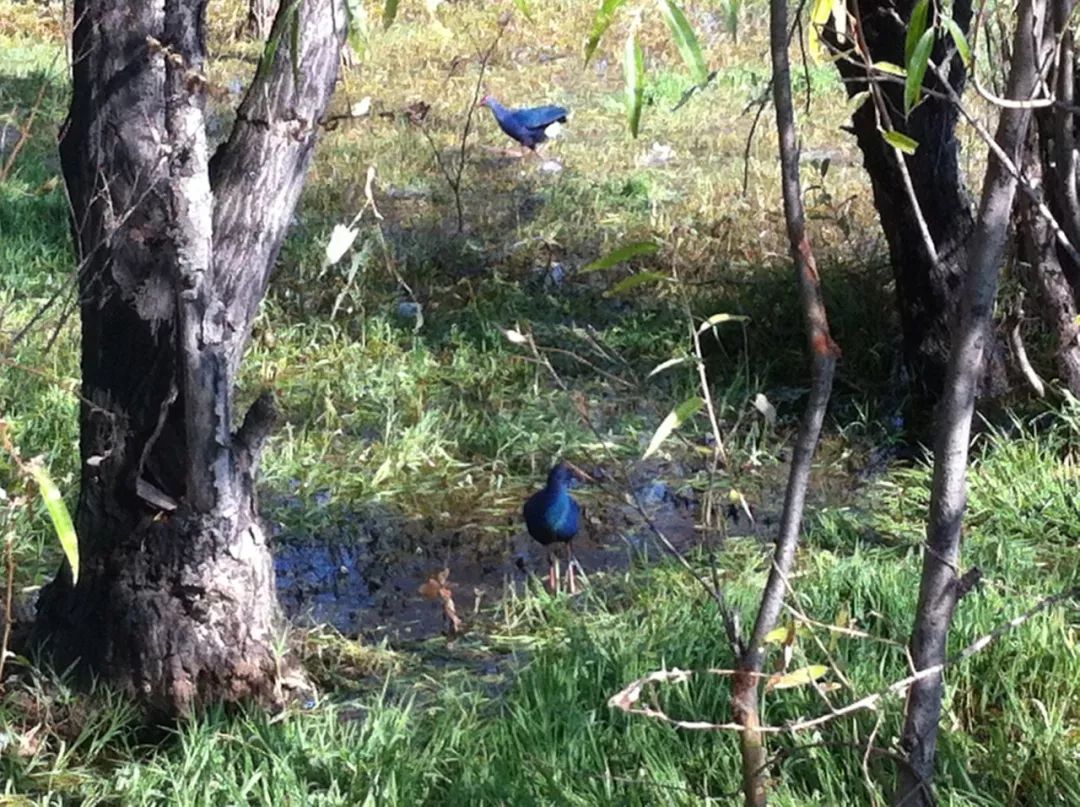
[
  {"x1": 828, "y1": 0, "x2": 1006, "y2": 415},
  {"x1": 1018, "y1": 0, "x2": 1080, "y2": 394},
  {"x1": 33, "y1": 0, "x2": 346, "y2": 714}
]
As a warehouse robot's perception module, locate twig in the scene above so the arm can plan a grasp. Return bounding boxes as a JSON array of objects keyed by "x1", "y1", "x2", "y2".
[
  {"x1": 0, "y1": 50, "x2": 62, "y2": 183},
  {"x1": 0, "y1": 533, "x2": 14, "y2": 687},
  {"x1": 416, "y1": 19, "x2": 505, "y2": 233},
  {"x1": 609, "y1": 585, "x2": 1077, "y2": 734}
]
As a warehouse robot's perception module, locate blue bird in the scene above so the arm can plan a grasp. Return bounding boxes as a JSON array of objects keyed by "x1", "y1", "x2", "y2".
[
  {"x1": 523, "y1": 462, "x2": 582, "y2": 594},
  {"x1": 479, "y1": 95, "x2": 568, "y2": 153}
]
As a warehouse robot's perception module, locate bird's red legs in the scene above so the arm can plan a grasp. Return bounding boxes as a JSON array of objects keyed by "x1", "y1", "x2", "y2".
[
  {"x1": 547, "y1": 549, "x2": 558, "y2": 594},
  {"x1": 566, "y1": 543, "x2": 578, "y2": 595}
]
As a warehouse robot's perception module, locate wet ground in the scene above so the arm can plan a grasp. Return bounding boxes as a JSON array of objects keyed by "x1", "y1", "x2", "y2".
[{"x1": 271, "y1": 466, "x2": 778, "y2": 643}]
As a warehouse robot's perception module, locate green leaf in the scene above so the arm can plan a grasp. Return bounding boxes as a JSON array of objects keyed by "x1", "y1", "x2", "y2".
[
  {"x1": 624, "y1": 29, "x2": 645, "y2": 138},
  {"x1": 289, "y1": 3, "x2": 301, "y2": 87},
  {"x1": 606, "y1": 270, "x2": 669, "y2": 296},
  {"x1": 27, "y1": 461, "x2": 78, "y2": 585},
  {"x1": 512, "y1": 0, "x2": 534, "y2": 22},
  {"x1": 643, "y1": 396, "x2": 704, "y2": 459},
  {"x1": 582, "y1": 240, "x2": 660, "y2": 272},
  {"x1": 846, "y1": 90, "x2": 870, "y2": 116},
  {"x1": 944, "y1": 17, "x2": 972, "y2": 67},
  {"x1": 767, "y1": 665, "x2": 829, "y2": 691},
  {"x1": 255, "y1": 0, "x2": 301, "y2": 82},
  {"x1": 904, "y1": 28, "x2": 935, "y2": 114},
  {"x1": 882, "y1": 129, "x2": 919, "y2": 154},
  {"x1": 657, "y1": 0, "x2": 709, "y2": 85},
  {"x1": 905, "y1": 0, "x2": 930, "y2": 66},
  {"x1": 585, "y1": 0, "x2": 628, "y2": 64},
  {"x1": 873, "y1": 61, "x2": 907, "y2": 77},
  {"x1": 807, "y1": 0, "x2": 834, "y2": 61},
  {"x1": 383, "y1": 0, "x2": 399, "y2": 29},
  {"x1": 647, "y1": 356, "x2": 691, "y2": 378},
  {"x1": 696, "y1": 312, "x2": 750, "y2": 334}
]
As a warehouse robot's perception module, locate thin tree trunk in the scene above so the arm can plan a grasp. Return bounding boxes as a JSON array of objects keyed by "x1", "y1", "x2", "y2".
[
  {"x1": 33, "y1": 0, "x2": 346, "y2": 715},
  {"x1": 895, "y1": 0, "x2": 1044, "y2": 800},
  {"x1": 731, "y1": 0, "x2": 840, "y2": 802}
]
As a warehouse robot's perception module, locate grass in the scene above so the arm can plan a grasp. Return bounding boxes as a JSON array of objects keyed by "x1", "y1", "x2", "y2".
[{"x1": 0, "y1": 0, "x2": 1078, "y2": 804}]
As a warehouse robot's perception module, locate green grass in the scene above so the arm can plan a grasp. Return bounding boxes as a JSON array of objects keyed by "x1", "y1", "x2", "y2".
[{"x1": 1, "y1": 0, "x2": 1078, "y2": 804}]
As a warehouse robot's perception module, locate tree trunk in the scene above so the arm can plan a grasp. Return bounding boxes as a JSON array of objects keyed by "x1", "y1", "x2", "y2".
[
  {"x1": 33, "y1": 0, "x2": 346, "y2": 715},
  {"x1": 894, "y1": 0, "x2": 1043, "y2": 800},
  {"x1": 731, "y1": 0, "x2": 840, "y2": 802},
  {"x1": 1018, "y1": 0, "x2": 1080, "y2": 394},
  {"x1": 829, "y1": 0, "x2": 1006, "y2": 415},
  {"x1": 247, "y1": 0, "x2": 277, "y2": 40}
]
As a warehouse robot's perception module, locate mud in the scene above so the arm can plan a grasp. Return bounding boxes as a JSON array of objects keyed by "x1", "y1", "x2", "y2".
[{"x1": 270, "y1": 467, "x2": 774, "y2": 644}]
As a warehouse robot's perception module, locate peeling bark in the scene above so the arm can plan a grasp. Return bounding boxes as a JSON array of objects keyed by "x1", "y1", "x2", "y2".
[{"x1": 33, "y1": 0, "x2": 346, "y2": 714}]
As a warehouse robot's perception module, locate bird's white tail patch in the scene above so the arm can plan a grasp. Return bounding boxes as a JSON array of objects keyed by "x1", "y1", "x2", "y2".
[{"x1": 543, "y1": 121, "x2": 564, "y2": 140}]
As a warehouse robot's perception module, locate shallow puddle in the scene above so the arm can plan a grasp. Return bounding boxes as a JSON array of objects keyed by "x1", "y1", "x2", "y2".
[{"x1": 269, "y1": 470, "x2": 752, "y2": 643}]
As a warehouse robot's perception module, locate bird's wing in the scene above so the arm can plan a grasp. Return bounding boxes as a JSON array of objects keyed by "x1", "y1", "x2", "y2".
[{"x1": 515, "y1": 106, "x2": 569, "y2": 130}]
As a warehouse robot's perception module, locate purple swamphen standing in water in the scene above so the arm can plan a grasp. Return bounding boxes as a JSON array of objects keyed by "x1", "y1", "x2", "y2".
[
  {"x1": 479, "y1": 95, "x2": 568, "y2": 154},
  {"x1": 524, "y1": 463, "x2": 582, "y2": 594}
]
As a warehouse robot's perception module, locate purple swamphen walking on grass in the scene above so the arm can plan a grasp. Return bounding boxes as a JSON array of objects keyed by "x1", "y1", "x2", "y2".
[
  {"x1": 524, "y1": 462, "x2": 582, "y2": 594},
  {"x1": 479, "y1": 95, "x2": 568, "y2": 154}
]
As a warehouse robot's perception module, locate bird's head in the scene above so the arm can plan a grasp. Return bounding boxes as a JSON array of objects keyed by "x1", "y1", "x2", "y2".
[{"x1": 478, "y1": 94, "x2": 494, "y2": 108}]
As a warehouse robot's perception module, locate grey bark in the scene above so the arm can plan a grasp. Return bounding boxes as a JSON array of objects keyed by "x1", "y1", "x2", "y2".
[
  {"x1": 1019, "y1": 0, "x2": 1080, "y2": 394},
  {"x1": 33, "y1": 0, "x2": 347, "y2": 714},
  {"x1": 731, "y1": 0, "x2": 840, "y2": 802},
  {"x1": 895, "y1": 0, "x2": 1044, "y2": 801}
]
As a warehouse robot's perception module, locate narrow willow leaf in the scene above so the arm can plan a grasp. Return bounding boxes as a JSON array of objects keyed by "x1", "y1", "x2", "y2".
[
  {"x1": 289, "y1": 3, "x2": 301, "y2": 86},
  {"x1": 582, "y1": 240, "x2": 659, "y2": 272},
  {"x1": 807, "y1": 0, "x2": 834, "y2": 61},
  {"x1": 882, "y1": 129, "x2": 919, "y2": 154},
  {"x1": 647, "y1": 356, "x2": 690, "y2": 378},
  {"x1": 256, "y1": 0, "x2": 301, "y2": 81},
  {"x1": 846, "y1": 90, "x2": 870, "y2": 115},
  {"x1": 944, "y1": 17, "x2": 972, "y2": 66},
  {"x1": 696, "y1": 312, "x2": 750, "y2": 334},
  {"x1": 383, "y1": 0, "x2": 399, "y2": 29},
  {"x1": 763, "y1": 625, "x2": 791, "y2": 644},
  {"x1": 643, "y1": 396, "x2": 704, "y2": 459},
  {"x1": 873, "y1": 61, "x2": 907, "y2": 77},
  {"x1": 657, "y1": 0, "x2": 708, "y2": 85},
  {"x1": 585, "y1": 0, "x2": 628, "y2": 64},
  {"x1": 606, "y1": 270, "x2": 669, "y2": 296},
  {"x1": 512, "y1": 0, "x2": 534, "y2": 22},
  {"x1": 767, "y1": 664, "x2": 829, "y2": 691},
  {"x1": 905, "y1": 0, "x2": 930, "y2": 65},
  {"x1": 624, "y1": 29, "x2": 645, "y2": 138},
  {"x1": 27, "y1": 461, "x2": 78, "y2": 585},
  {"x1": 904, "y1": 28, "x2": 935, "y2": 114}
]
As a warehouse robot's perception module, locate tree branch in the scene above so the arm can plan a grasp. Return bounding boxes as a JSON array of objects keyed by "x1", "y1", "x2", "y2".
[{"x1": 210, "y1": 0, "x2": 348, "y2": 377}]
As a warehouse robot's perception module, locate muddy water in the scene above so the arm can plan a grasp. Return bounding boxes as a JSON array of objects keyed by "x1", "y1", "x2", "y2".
[{"x1": 270, "y1": 472, "x2": 770, "y2": 643}]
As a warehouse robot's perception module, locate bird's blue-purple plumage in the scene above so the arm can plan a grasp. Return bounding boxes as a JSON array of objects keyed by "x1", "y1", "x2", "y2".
[
  {"x1": 523, "y1": 463, "x2": 580, "y2": 546},
  {"x1": 484, "y1": 98, "x2": 569, "y2": 150}
]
